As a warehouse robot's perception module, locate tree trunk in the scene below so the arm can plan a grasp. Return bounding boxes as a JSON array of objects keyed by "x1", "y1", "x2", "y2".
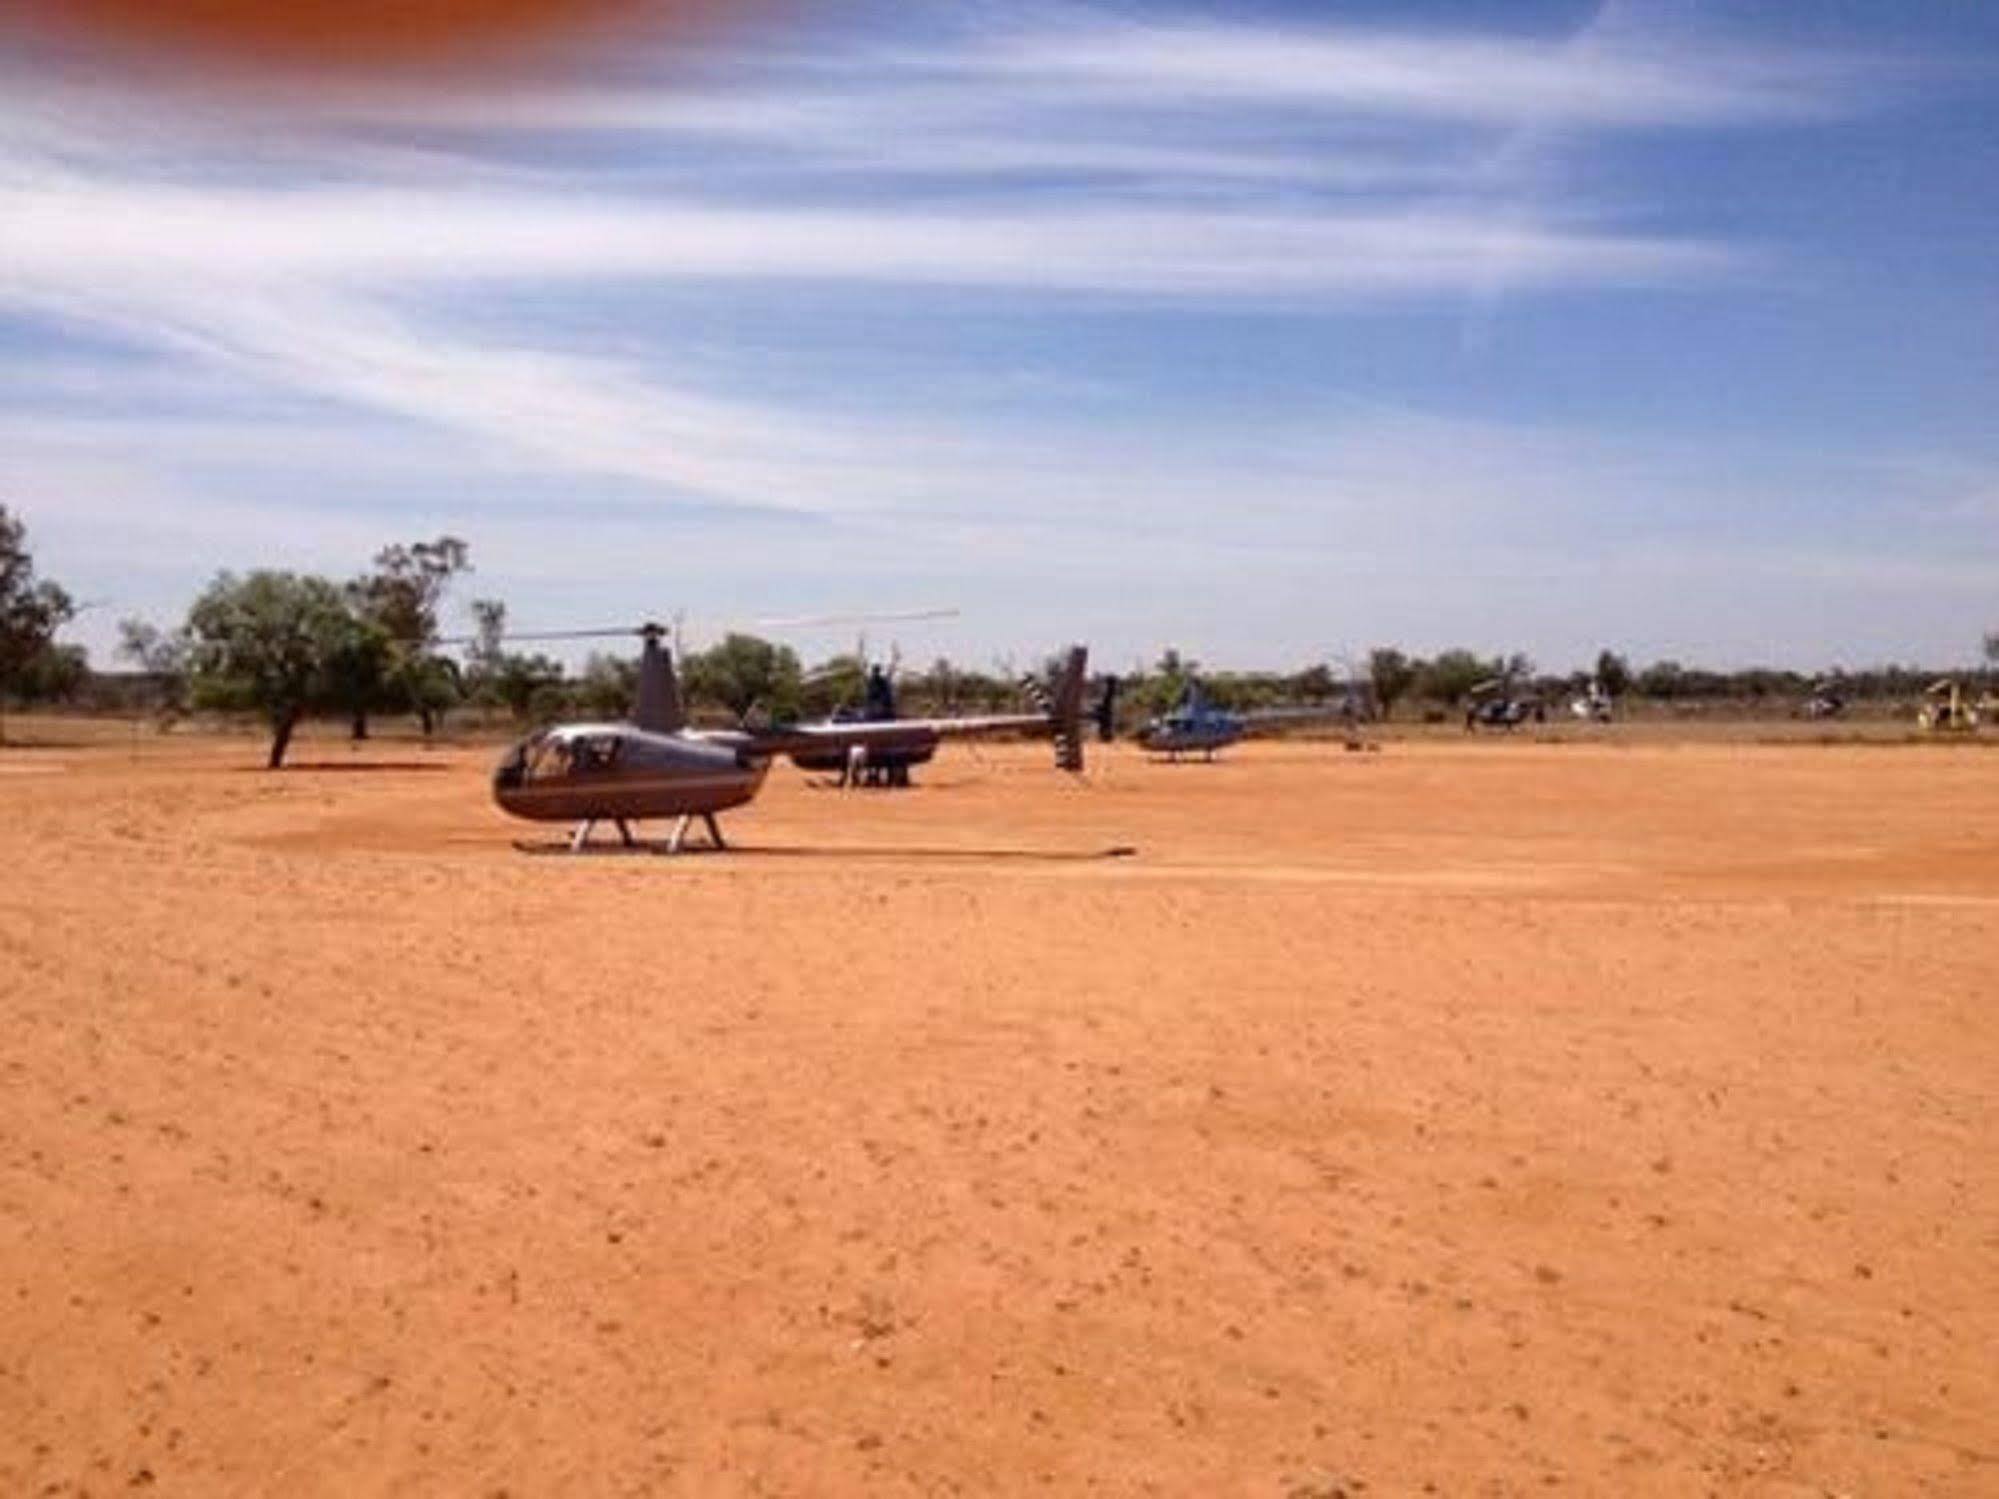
[
  {"x1": 418, "y1": 705, "x2": 435, "y2": 739},
  {"x1": 350, "y1": 708, "x2": 369, "y2": 742},
  {"x1": 268, "y1": 711, "x2": 299, "y2": 769}
]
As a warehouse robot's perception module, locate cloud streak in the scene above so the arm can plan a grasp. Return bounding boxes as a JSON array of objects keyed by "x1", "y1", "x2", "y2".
[{"x1": 5, "y1": 2, "x2": 1967, "y2": 668}]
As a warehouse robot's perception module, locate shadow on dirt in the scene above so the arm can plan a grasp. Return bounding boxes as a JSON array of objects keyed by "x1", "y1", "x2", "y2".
[
  {"x1": 512, "y1": 841, "x2": 1138, "y2": 861},
  {"x1": 234, "y1": 761, "x2": 455, "y2": 774}
]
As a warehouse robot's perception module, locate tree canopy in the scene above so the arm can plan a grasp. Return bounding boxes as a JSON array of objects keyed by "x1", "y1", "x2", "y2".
[
  {"x1": 1368, "y1": 647, "x2": 1418, "y2": 720},
  {"x1": 0, "y1": 506, "x2": 76, "y2": 741},
  {"x1": 683, "y1": 633, "x2": 803, "y2": 723},
  {"x1": 348, "y1": 535, "x2": 471, "y2": 737},
  {"x1": 185, "y1": 570, "x2": 366, "y2": 767}
]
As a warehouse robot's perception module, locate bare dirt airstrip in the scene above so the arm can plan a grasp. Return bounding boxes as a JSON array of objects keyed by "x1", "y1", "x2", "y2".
[{"x1": 1, "y1": 727, "x2": 1994, "y2": 1496}]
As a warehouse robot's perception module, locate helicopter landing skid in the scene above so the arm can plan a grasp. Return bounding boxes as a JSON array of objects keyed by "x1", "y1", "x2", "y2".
[{"x1": 519, "y1": 813, "x2": 730, "y2": 856}]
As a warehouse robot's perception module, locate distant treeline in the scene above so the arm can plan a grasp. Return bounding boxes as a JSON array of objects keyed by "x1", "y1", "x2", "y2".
[{"x1": 4, "y1": 515, "x2": 1997, "y2": 764}]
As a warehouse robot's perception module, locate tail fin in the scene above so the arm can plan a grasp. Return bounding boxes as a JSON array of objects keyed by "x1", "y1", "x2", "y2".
[
  {"x1": 1018, "y1": 646, "x2": 1090, "y2": 770},
  {"x1": 1093, "y1": 675, "x2": 1121, "y2": 743},
  {"x1": 1050, "y1": 645, "x2": 1088, "y2": 772},
  {"x1": 633, "y1": 627, "x2": 685, "y2": 734}
]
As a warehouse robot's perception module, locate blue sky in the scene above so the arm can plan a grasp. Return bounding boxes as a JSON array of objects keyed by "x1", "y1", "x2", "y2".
[{"x1": 3, "y1": 0, "x2": 1996, "y2": 673}]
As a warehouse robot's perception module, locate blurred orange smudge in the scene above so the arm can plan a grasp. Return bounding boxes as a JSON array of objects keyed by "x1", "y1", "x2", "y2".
[{"x1": 24, "y1": 0, "x2": 747, "y2": 71}]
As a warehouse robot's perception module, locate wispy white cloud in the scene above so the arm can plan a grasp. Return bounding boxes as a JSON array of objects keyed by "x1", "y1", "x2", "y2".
[
  {"x1": 949, "y1": 18, "x2": 1873, "y2": 127},
  {"x1": 2, "y1": 2, "x2": 1960, "y2": 667},
  {"x1": 0, "y1": 175, "x2": 1736, "y2": 295}
]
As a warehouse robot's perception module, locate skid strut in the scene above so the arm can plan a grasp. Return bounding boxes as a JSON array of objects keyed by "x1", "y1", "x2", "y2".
[
  {"x1": 563, "y1": 813, "x2": 726, "y2": 855},
  {"x1": 664, "y1": 812, "x2": 728, "y2": 854}
]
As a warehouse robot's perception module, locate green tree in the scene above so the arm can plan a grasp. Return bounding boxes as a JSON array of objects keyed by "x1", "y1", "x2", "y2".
[
  {"x1": 350, "y1": 536, "x2": 471, "y2": 737},
  {"x1": 0, "y1": 506, "x2": 76, "y2": 743},
  {"x1": 1368, "y1": 647, "x2": 1418, "y2": 721},
  {"x1": 13, "y1": 643, "x2": 87, "y2": 705},
  {"x1": 1417, "y1": 649, "x2": 1491, "y2": 705},
  {"x1": 1140, "y1": 647, "x2": 1199, "y2": 714},
  {"x1": 324, "y1": 618, "x2": 395, "y2": 742},
  {"x1": 457, "y1": 598, "x2": 562, "y2": 720},
  {"x1": 684, "y1": 633, "x2": 802, "y2": 722},
  {"x1": 1595, "y1": 649, "x2": 1632, "y2": 699},
  {"x1": 1635, "y1": 659, "x2": 1687, "y2": 700},
  {"x1": 184, "y1": 571, "x2": 364, "y2": 768},
  {"x1": 574, "y1": 652, "x2": 637, "y2": 719},
  {"x1": 116, "y1": 618, "x2": 191, "y2": 717},
  {"x1": 491, "y1": 653, "x2": 566, "y2": 721},
  {"x1": 798, "y1": 651, "x2": 867, "y2": 719},
  {"x1": 1291, "y1": 663, "x2": 1337, "y2": 701}
]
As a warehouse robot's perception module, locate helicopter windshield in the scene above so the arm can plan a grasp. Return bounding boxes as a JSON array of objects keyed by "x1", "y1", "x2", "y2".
[{"x1": 501, "y1": 730, "x2": 625, "y2": 785}]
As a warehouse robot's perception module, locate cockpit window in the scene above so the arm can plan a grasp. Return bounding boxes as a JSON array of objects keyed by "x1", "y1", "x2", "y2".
[
  {"x1": 569, "y1": 735, "x2": 621, "y2": 774},
  {"x1": 499, "y1": 731, "x2": 625, "y2": 786},
  {"x1": 525, "y1": 737, "x2": 569, "y2": 781}
]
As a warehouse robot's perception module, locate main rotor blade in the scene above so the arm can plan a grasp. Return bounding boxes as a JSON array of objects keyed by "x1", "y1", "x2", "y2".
[
  {"x1": 754, "y1": 607, "x2": 959, "y2": 632},
  {"x1": 434, "y1": 625, "x2": 661, "y2": 646}
]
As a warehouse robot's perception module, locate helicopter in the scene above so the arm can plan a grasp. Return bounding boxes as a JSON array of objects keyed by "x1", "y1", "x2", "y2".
[
  {"x1": 792, "y1": 659, "x2": 928, "y2": 787},
  {"x1": 1799, "y1": 675, "x2": 1849, "y2": 721},
  {"x1": 1134, "y1": 677, "x2": 1366, "y2": 761},
  {"x1": 486, "y1": 624, "x2": 1091, "y2": 852},
  {"x1": 788, "y1": 640, "x2": 937, "y2": 788},
  {"x1": 1917, "y1": 679, "x2": 1982, "y2": 734},
  {"x1": 1463, "y1": 675, "x2": 1546, "y2": 732},
  {"x1": 1568, "y1": 679, "x2": 1615, "y2": 723},
  {"x1": 792, "y1": 646, "x2": 1120, "y2": 788}
]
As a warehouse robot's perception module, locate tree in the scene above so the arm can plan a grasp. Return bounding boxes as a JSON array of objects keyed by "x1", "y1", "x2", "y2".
[
  {"x1": 350, "y1": 536, "x2": 471, "y2": 737},
  {"x1": 1138, "y1": 647, "x2": 1199, "y2": 714},
  {"x1": 117, "y1": 618, "x2": 192, "y2": 722},
  {"x1": 0, "y1": 506, "x2": 76, "y2": 743},
  {"x1": 1368, "y1": 647, "x2": 1418, "y2": 721},
  {"x1": 322, "y1": 616, "x2": 393, "y2": 742},
  {"x1": 1635, "y1": 659, "x2": 1687, "y2": 700},
  {"x1": 13, "y1": 643, "x2": 86, "y2": 705},
  {"x1": 1594, "y1": 649, "x2": 1632, "y2": 699},
  {"x1": 684, "y1": 633, "x2": 802, "y2": 722},
  {"x1": 184, "y1": 571, "x2": 364, "y2": 768},
  {"x1": 459, "y1": 598, "x2": 564, "y2": 720},
  {"x1": 1417, "y1": 649, "x2": 1492, "y2": 705},
  {"x1": 1985, "y1": 632, "x2": 1998, "y2": 669},
  {"x1": 574, "y1": 652, "x2": 636, "y2": 719},
  {"x1": 1291, "y1": 663, "x2": 1337, "y2": 701}
]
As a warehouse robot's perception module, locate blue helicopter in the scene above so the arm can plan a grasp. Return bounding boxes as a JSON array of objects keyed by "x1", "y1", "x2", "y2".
[{"x1": 1134, "y1": 678, "x2": 1368, "y2": 761}]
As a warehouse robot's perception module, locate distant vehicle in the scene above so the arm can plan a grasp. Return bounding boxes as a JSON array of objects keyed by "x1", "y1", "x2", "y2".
[
  {"x1": 1464, "y1": 676, "x2": 1545, "y2": 732},
  {"x1": 1569, "y1": 680, "x2": 1614, "y2": 723},
  {"x1": 488, "y1": 624, "x2": 1090, "y2": 852},
  {"x1": 1917, "y1": 679, "x2": 1981, "y2": 733},
  {"x1": 1134, "y1": 679, "x2": 1365, "y2": 761},
  {"x1": 1799, "y1": 676, "x2": 1847, "y2": 720}
]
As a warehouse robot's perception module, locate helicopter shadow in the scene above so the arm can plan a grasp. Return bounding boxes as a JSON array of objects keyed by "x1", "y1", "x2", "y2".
[
  {"x1": 238, "y1": 760, "x2": 453, "y2": 774},
  {"x1": 511, "y1": 840, "x2": 1137, "y2": 862}
]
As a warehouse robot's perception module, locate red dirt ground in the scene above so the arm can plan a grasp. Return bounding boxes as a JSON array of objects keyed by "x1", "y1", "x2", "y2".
[{"x1": 2, "y1": 733, "x2": 1994, "y2": 1495}]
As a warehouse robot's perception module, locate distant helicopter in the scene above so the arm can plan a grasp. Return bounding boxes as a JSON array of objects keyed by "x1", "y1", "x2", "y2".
[
  {"x1": 792, "y1": 659, "x2": 929, "y2": 787},
  {"x1": 1917, "y1": 679, "x2": 1982, "y2": 733},
  {"x1": 1134, "y1": 678, "x2": 1365, "y2": 761},
  {"x1": 1568, "y1": 679, "x2": 1615, "y2": 723},
  {"x1": 1464, "y1": 676, "x2": 1546, "y2": 732},
  {"x1": 1799, "y1": 675, "x2": 1848, "y2": 721},
  {"x1": 789, "y1": 641, "x2": 937, "y2": 788},
  {"x1": 486, "y1": 624, "x2": 1090, "y2": 852},
  {"x1": 794, "y1": 648, "x2": 1120, "y2": 788}
]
